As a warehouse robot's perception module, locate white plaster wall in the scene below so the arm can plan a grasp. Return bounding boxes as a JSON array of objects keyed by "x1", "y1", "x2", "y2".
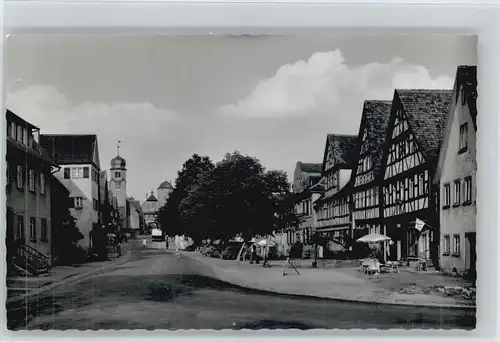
[{"x1": 439, "y1": 100, "x2": 477, "y2": 273}]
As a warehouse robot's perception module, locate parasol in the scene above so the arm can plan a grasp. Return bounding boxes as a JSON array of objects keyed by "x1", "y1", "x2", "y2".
[{"x1": 356, "y1": 233, "x2": 391, "y2": 243}]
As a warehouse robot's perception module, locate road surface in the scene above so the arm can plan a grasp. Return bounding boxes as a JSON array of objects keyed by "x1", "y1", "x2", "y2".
[{"x1": 7, "y1": 238, "x2": 476, "y2": 330}]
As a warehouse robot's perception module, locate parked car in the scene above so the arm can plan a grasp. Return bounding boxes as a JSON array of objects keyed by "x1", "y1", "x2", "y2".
[
  {"x1": 220, "y1": 245, "x2": 241, "y2": 260},
  {"x1": 211, "y1": 249, "x2": 221, "y2": 258},
  {"x1": 184, "y1": 244, "x2": 196, "y2": 252}
]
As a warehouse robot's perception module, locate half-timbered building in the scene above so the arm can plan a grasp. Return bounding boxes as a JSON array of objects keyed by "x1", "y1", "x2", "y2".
[
  {"x1": 315, "y1": 134, "x2": 357, "y2": 246},
  {"x1": 380, "y1": 89, "x2": 452, "y2": 265},
  {"x1": 351, "y1": 100, "x2": 392, "y2": 240},
  {"x1": 290, "y1": 162, "x2": 323, "y2": 256},
  {"x1": 433, "y1": 66, "x2": 477, "y2": 278}
]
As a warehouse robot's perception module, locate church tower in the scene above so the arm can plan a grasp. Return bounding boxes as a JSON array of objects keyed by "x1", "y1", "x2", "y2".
[{"x1": 109, "y1": 141, "x2": 127, "y2": 209}]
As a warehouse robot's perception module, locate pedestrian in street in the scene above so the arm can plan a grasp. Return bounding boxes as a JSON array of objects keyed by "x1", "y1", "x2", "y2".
[{"x1": 249, "y1": 244, "x2": 255, "y2": 264}]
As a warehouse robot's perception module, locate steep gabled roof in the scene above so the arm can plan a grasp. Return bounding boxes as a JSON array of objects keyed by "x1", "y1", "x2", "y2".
[
  {"x1": 433, "y1": 66, "x2": 478, "y2": 183},
  {"x1": 40, "y1": 134, "x2": 99, "y2": 166},
  {"x1": 395, "y1": 89, "x2": 452, "y2": 161},
  {"x1": 355, "y1": 100, "x2": 392, "y2": 178},
  {"x1": 128, "y1": 199, "x2": 143, "y2": 213},
  {"x1": 297, "y1": 162, "x2": 322, "y2": 174},
  {"x1": 455, "y1": 65, "x2": 478, "y2": 131},
  {"x1": 157, "y1": 180, "x2": 174, "y2": 190},
  {"x1": 146, "y1": 193, "x2": 158, "y2": 202},
  {"x1": 322, "y1": 134, "x2": 358, "y2": 173}
]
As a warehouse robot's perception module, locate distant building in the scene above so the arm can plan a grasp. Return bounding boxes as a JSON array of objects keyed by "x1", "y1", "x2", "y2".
[
  {"x1": 40, "y1": 134, "x2": 101, "y2": 250},
  {"x1": 315, "y1": 134, "x2": 358, "y2": 247},
  {"x1": 142, "y1": 190, "x2": 159, "y2": 229},
  {"x1": 6, "y1": 110, "x2": 57, "y2": 273},
  {"x1": 290, "y1": 162, "x2": 323, "y2": 257},
  {"x1": 157, "y1": 180, "x2": 174, "y2": 209},
  {"x1": 128, "y1": 197, "x2": 145, "y2": 233},
  {"x1": 434, "y1": 66, "x2": 477, "y2": 277}
]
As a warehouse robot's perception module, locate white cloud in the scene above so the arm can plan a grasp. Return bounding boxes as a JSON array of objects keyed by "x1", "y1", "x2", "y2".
[{"x1": 218, "y1": 50, "x2": 454, "y2": 122}]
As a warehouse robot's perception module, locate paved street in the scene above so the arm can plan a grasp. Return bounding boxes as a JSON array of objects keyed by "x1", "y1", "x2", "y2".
[{"x1": 7, "y1": 238, "x2": 475, "y2": 330}]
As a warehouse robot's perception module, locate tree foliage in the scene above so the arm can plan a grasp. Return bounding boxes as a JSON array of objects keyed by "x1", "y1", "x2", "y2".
[
  {"x1": 157, "y1": 154, "x2": 214, "y2": 239},
  {"x1": 178, "y1": 151, "x2": 300, "y2": 242}
]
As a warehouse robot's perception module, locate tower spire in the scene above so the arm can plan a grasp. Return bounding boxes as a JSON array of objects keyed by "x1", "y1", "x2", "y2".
[{"x1": 117, "y1": 140, "x2": 121, "y2": 156}]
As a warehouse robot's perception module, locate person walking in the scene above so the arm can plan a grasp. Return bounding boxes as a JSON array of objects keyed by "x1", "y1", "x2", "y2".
[{"x1": 249, "y1": 244, "x2": 255, "y2": 264}]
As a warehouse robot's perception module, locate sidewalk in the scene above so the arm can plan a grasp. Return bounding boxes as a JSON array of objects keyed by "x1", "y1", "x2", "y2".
[
  {"x1": 189, "y1": 253, "x2": 476, "y2": 309},
  {"x1": 7, "y1": 245, "x2": 132, "y2": 303}
]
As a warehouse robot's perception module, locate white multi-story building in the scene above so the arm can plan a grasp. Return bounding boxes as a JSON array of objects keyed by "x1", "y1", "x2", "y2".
[
  {"x1": 433, "y1": 66, "x2": 477, "y2": 277},
  {"x1": 40, "y1": 134, "x2": 101, "y2": 250}
]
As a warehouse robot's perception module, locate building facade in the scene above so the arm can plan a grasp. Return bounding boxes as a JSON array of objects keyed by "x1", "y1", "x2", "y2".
[
  {"x1": 433, "y1": 66, "x2": 477, "y2": 277},
  {"x1": 315, "y1": 134, "x2": 358, "y2": 247},
  {"x1": 40, "y1": 134, "x2": 101, "y2": 250},
  {"x1": 380, "y1": 90, "x2": 452, "y2": 265},
  {"x1": 6, "y1": 110, "x2": 57, "y2": 271},
  {"x1": 290, "y1": 162, "x2": 322, "y2": 255},
  {"x1": 157, "y1": 180, "x2": 174, "y2": 209},
  {"x1": 142, "y1": 190, "x2": 159, "y2": 229},
  {"x1": 351, "y1": 101, "x2": 392, "y2": 241}
]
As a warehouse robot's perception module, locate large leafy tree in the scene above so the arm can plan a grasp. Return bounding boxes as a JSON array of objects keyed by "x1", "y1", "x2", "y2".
[
  {"x1": 157, "y1": 154, "x2": 214, "y2": 239},
  {"x1": 179, "y1": 151, "x2": 300, "y2": 242}
]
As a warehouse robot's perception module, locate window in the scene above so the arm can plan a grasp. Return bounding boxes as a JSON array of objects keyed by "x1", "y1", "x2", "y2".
[
  {"x1": 28, "y1": 169, "x2": 35, "y2": 192},
  {"x1": 17, "y1": 126, "x2": 23, "y2": 143},
  {"x1": 459, "y1": 123, "x2": 468, "y2": 153},
  {"x1": 41, "y1": 218, "x2": 48, "y2": 241},
  {"x1": 83, "y1": 167, "x2": 90, "y2": 179},
  {"x1": 40, "y1": 173, "x2": 45, "y2": 195},
  {"x1": 115, "y1": 171, "x2": 121, "y2": 178},
  {"x1": 443, "y1": 183, "x2": 451, "y2": 208},
  {"x1": 30, "y1": 217, "x2": 36, "y2": 241},
  {"x1": 10, "y1": 122, "x2": 16, "y2": 139},
  {"x1": 93, "y1": 198, "x2": 98, "y2": 211},
  {"x1": 453, "y1": 234, "x2": 461, "y2": 256},
  {"x1": 464, "y1": 176, "x2": 472, "y2": 203},
  {"x1": 22, "y1": 128, "x2": 28, "y2": 145},
  {"x1": 64, "y1": 167, "x2": 70, "y2": 179},
  {"x1": 16, "y1": 165, "x2": 23, "y2": 189},
  {"x1": 71, "y1": 167, "x2": 84, "y2": 178},
  {"x1": 453, "y1": 179, "x2": 461, "y2": 205},
  {"x1": 443, "y1": 235, "x2": 450, "y2": 255},
  {"x1": 74, "y1": 197, "x2": 83, "y2": 209},
  {"x1": 17, "y1": 215, "x2": 25, "y2": 239}
]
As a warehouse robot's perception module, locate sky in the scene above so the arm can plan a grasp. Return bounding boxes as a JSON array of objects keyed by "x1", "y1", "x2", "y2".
[{"x1": 5, "y1": 35, "x2": 477, "y2": 202}]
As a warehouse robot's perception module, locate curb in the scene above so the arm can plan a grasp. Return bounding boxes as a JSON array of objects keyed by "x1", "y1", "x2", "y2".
[
  {"x1": 190, "y1": 254, "x2": 476, "y2": 310},
  {"x1": 6, "y1": 250, "x2": 132, "y2": 304}
]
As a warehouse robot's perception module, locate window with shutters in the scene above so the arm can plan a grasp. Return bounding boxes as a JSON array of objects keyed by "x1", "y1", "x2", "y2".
[
  {"x1": 453, "y1": 179, "x2": 461, "y2": 206},
  {"x1": 41, "y1": 218, "x2": 48, "y2": 241},
  {"x1": 17, "y1": 215, "x2": 25, "y2": 239},
  {"x1": 40, "y1": 173, "x2": 46, "y2": 195},
  {"x1": 83, "y1": 167, "x2": 90, "y2": 178},
  {"x1": 30, "y1": 217, "x2": 37, "y2": 241},
  {"x1": 16, "y1": 165, "x2": 23, "y2": 189},
  {"x1": 28, "y1": 169, "x2": 35, "y2": 192},
  {"x1": 459, "y1": 123, "x2": 468, "y2": 153},
  {"x1": 463, "y1": 176, "x2": 472, "y2": 204},
  {"x1": 443, "y1": 183, "x2": 451, "y2": 208}
]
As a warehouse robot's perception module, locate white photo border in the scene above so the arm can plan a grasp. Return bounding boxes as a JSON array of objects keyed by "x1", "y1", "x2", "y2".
[{"x1": 1, "y1": 0, "x2": 499, "y2": 341}]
